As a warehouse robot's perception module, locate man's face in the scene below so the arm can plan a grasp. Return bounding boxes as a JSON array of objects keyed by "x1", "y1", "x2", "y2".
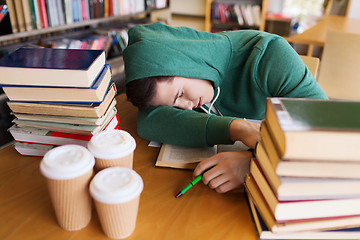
[{"x1": 151, "y1": 77, "x2": 215, "y2": 110}]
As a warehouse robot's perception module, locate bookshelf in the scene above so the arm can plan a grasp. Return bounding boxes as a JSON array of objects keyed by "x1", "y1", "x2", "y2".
[
  {"x1": 0, "y1": 1, "x2": 169, "y2": 49},
  {"x1": 204, "y1": 0, "x2": 268, "y2": 33},
  {"x1": 0, "y1": 0, "x2": 169, "y2": 147}
]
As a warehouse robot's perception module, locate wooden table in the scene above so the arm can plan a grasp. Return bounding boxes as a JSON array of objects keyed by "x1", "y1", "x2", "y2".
[
  {"x1": 0, "y1": 93, "x2": 257, "y2": 240},
  {"x1": 288, "y1": 15, "x2": 360, "y2": 56}
]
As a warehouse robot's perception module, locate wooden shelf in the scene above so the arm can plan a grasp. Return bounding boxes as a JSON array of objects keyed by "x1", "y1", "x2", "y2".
[{"x1": 205, "y1": 0, "x2": 268, "y2": 32}]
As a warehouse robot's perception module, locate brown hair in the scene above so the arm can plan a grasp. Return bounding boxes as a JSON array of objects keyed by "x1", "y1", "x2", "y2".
[{"x1": 125, "y1": 76, "x2": 174, "y2": 111}]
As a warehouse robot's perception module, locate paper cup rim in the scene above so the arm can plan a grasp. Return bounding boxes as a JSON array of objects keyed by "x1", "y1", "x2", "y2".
[
  {"x1": 90, "y1": 167, "x2": 143, "y2": 204},
  {"x1": 40, "y1": 145, "x2": 95, "y2": 180},
  {"x1": 87, "y1": 130, "x2": 136, "y2": 159}
]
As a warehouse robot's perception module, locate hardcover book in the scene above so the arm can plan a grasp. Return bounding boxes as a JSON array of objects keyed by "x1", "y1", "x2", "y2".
[
  {"x1": 250, "y1": 156, "x2": 360, "y2": 201},
  {"x1": 14, "y1": 142, "x2": 55, "y2": 157},
  {"x1": 7, "y1": 82, "x2": 117, "y2": 117},
  {"x1": 13, "y1": 112, "x2": 119, "y2": 135},
  {"x1": 265, "y1": 98, "x2": 360, "y2": 161},
  {"x1": 245, "y1": 174, "x2": 360, "y2": 234},
  {"x1": 2, "y1": 64, "x2": 112, "y2": 103},
  {"x1": 245, "y1": 189, "x2": 360, "y2": 239},
  {"x1": 247, "y1": 171, "x2": 360, "y2": 222},
  {"x1": 259, "y1": 121, "x2": 360, "y2": 179},
  {"x1": 12, "y1": 102, "x2": 117, "y2": 126},
  {"x1": 9, "y1": 124, "x2": 91, "y2": 147},
  {"x1": 0, "y1": 48, "x2": 106, "y2": 87}
]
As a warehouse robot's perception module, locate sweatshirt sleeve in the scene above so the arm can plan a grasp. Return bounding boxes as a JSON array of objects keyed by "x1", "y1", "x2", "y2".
[
  {"x1": 137, "y1": 106, "x2": 235, "y2": 147},
  {"x1": 254, "y1": 37, "x2": 328, "y2": 99}
]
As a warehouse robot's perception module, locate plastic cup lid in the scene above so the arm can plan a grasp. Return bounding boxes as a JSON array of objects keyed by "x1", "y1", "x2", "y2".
[
  {"x1": 87, "y1": 130, "x2": 136, "y2": 159},
  {"x1": 89, "y1": 167, "x2": 143, "y2": 204},
  {"x1": 40, "y1": 145, "x2": 95, "y2": 180}
]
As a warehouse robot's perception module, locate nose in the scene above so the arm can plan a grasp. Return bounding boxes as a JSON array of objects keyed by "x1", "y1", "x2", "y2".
[{"x1": 174, "y1": 99, "x2": 194, "y2": 110}]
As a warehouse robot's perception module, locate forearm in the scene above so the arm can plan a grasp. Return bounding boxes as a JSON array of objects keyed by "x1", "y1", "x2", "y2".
[{"x1": 137, "y1": 106, "x2": 234, "y2": 146}]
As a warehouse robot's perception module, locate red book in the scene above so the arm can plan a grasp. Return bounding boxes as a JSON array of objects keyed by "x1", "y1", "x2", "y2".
[
  {"x1": 10, "y1": 114, "x2": 121, "y2": 156},
  {"x1": 109, "y1": 0, "x2": 113, "y2": 16},
  {"x1": 38, "y1": 0, "x2": 48, "y2": 28}
]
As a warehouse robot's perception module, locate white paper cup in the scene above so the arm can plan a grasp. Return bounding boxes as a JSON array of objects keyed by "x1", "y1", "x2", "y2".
[
  {"x1": 90, "y1": 167, "x2": 144, "y2": 239},
  {"x1": 88, "y1": 130, "x2": 136, "y2": 170},
  {"x1": 40, "y1": 145, "x2": 95, "y2": 231}
]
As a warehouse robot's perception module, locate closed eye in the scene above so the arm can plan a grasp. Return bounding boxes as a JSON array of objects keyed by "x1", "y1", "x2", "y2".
[{"x1": 173, "y1": 91, "x2": 184, "y2": 104}]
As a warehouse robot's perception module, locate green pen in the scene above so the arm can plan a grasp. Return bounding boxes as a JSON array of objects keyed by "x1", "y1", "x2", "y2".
[{"x1": 175, "y1": 174, "x2": 203, "y2": 198}]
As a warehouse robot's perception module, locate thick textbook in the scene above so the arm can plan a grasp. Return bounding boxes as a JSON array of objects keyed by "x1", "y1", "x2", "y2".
[
  {"x1": 247, "y1": 170, "x2": 360, "y2": 222},
  {"x1": 259, "y1": 121, "x2": 360, "y2": 179},
  {"x1": 2, "y1": 64, "x2": 112, "y2": 103},
  {"x1": 9, "y1": 125, "x2": 91, "y2": 147},
  {"x1": 12, "y1": 101, "x2": 117, "y2": 126},
  {"x1": 155, "y1": 141, "x2": 249, "y2": 169},
  {"x1": 7, "y1": 82, "x2": 117, "y2": 117},
  {"x1": 14, "y1": 142, "x2": 55, "y2": 157},
  {"x1": 251, "y1": 156, "x2": 360, "y2": 201},
  {"x1": 245, "y1": 174, "x2": 360, "y2": 234},
  {"x1": 265, "y1": 98, "x2": 360, "y2": 161},
  {"x1": 0, "y1": 48, "x2": 106, "y2": 87},
  {"x1": 246, "y1": 189, "x2": 360, "y2": 239},
  {"x1": 13, "y1": 112, "x2": 120, "y2": 135}
]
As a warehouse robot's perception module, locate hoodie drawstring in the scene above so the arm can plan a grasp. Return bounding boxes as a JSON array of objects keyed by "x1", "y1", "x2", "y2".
[{"x1": 201, "y1": 86, "x2": 221, "y2": 115}]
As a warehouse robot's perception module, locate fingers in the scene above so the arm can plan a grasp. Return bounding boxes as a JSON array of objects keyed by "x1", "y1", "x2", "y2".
[
  {"x1": 193, "y1": 153, "x2": 223, "y2": 177},
  {"x1": 204, "y1": 172, "x2": 242, "y2": 194},
  {"x1": 193, "y1": 151, "x2": 252, "y2": 193}
]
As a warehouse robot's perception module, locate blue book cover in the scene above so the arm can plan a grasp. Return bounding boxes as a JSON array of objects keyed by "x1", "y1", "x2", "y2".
[
  {"x1": 0, "y1": 47, "x2": 104, "y2": 70},
  {"x1": 2, "y1": 64, "x2": 112, "y2": 104},
  {"x1": 0, "y1": 48, "x2": 106, "y2": 87}
]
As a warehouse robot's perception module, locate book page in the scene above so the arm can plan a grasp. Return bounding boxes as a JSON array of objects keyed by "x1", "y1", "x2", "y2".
[
  {"x1": 155, "y1": 144, "x2": 217, "y2": 169},
  {"x1": 155, "y1": 141, "x2": 249, "y2": 169},
  {"x1": 161, "y1": 145, "x2": 217, "y2": 164}
]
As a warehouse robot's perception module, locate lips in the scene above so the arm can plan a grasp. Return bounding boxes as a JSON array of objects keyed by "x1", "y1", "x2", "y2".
[{"x1": 196, "y1": 98, "x2": 202, "y2": 108}]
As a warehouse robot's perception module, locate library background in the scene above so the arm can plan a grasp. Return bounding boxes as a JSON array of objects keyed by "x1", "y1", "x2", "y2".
[{"x1": 0, "y1": 0, "x2": 359, "y2": 147}]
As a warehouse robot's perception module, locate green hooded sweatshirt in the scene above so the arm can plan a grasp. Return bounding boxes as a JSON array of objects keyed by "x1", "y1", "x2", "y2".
[{"x1": 123, "y1": 22, "x2": 327, "y2": 147}]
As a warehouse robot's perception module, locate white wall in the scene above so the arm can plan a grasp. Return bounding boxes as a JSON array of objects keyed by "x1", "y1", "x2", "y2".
[
  {"x1": 348, "y1": 0, "x2": 360, "y2": 18},
  {"x1": 170, "y1": 0, "x2": 206, "y2": 16},
  {"x1": 267, "y1": 0, "x2": 285, "y2": 13}
]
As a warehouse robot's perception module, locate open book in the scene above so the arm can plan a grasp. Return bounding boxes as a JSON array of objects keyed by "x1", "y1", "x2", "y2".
[{"x1": 155, "y1": 141, "x2": 249, "y2": 169}]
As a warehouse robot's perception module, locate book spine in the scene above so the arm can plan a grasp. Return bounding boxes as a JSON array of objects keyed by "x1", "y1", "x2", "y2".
[
  {"x1": 104, "y1": 0, "x2": 109, "y2": 17},
  {"x1": 6, "y1": 0, "x2": 19, "y2": 33},
  {"x1": 27, "y1": 0, "x2": 37, "y2": 29},
  {"x1": 63, "y1": 0, "x2": 73, "y2": 24},
  {"x1": 38, "y1": 0, "x2": 48, "y2": 28},
  {"x1": 14, "y1": 0, "x2": 26, "y2": 32},
  {"x1": 21, "y1": 0, "x2": 33, "y2": 31},
  {"x1": 89, "y1": 0, "x2": 96, "y2": 19},
  {"x1": 81, "y1": 0, "x2": 87, "y2": 20},
  {"x1": 32, "y1": 0, "x2": 43, "y2": 29},
  {"x1": 56, "y1": 0, "x2": 66, "y2": 25}
]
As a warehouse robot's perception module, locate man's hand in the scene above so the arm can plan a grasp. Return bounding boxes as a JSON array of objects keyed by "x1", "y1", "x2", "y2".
[
  {"x1": 193, "y1": 150, "x2": 252, "y2": 193},
  {"x1": 229, "y1": 119, "x2": 260, "y2": 149}
]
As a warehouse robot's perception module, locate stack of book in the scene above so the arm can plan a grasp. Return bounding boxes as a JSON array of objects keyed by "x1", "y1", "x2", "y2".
[
  {"x1": 0, "y1": 47, "x2": 119, "y2": 156},
  {"x1": 245, "y1": 97, "x2": 360, "y2": 239}
]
